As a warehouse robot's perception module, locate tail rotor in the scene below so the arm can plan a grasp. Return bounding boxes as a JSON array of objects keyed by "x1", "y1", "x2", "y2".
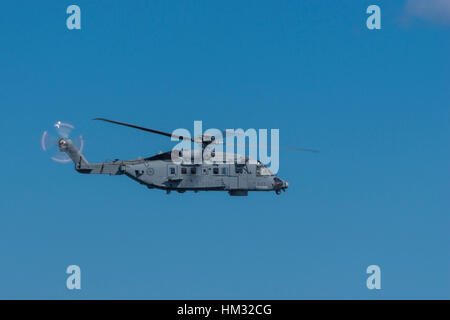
[{"x1": 41, "y1": 121, "x2": 84, "y2": 163}]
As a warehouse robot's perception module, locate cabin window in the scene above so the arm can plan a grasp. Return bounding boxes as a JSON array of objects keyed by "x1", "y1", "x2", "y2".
[
  {"x1": 169, "y1": 167, "x2": 175, "y2": 175},
  {"x1": 222, "y1": 167, "x2": 228, "y2": 175},
  {"x1": 256, "y1": 164, "x2": 273, "y2": 176},
  {"x1": 181, "y1": 167, "x2": 187, "y2": 174},
  {"x1": 213, "y1": 167, "x2": 219, "y2": 174},
  {"x1": 190, "y1": 167, "x2": 196, "y2": 174}
]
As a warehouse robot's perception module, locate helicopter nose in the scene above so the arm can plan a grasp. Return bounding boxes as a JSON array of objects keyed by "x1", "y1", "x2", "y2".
[{"x1": 273, "y1": 177, "x2": 288, "y2": 190}]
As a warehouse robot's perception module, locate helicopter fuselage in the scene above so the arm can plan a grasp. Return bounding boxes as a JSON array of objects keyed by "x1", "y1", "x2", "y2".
[
  {"x1": 59, "y1": 138, "x2": 288, "y2": 196},
  {"x1": 76, "y1": 157, "x2": 288, "y2": 196}
]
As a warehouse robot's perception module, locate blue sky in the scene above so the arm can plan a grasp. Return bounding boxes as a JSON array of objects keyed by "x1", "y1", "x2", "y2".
[{"x1": 0, "y1": 1, "x2": 449, "y2": 299}]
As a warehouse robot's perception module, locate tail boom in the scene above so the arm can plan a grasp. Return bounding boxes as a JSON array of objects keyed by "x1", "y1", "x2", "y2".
[{"x1": 58, "y1": 138, "x2": 123, "y2": 175}]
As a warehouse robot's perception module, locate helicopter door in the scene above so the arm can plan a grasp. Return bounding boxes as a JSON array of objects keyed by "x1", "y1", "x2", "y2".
[{"x1": 235, "y1": 164, "x2": 248, "y2": 189}]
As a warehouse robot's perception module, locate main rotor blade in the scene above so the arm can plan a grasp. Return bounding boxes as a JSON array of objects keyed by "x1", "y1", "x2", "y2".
[{"x1": 93, "y1": 118, "x2": 196, "y2": 142}]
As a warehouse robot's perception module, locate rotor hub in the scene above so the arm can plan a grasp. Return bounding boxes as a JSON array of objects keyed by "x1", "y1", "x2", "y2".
[{"x1": 58, "y1": 138, "x2": 68, "y2": 149}]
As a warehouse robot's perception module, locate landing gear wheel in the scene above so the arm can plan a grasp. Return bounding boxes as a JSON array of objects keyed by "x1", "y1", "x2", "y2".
[{"x1": 275, "y1": 190, "x2": 281, "y2": 195}]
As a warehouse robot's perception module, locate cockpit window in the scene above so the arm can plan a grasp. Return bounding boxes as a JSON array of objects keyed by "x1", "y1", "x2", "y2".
[{"x1": 256, "y1": 164, "x2": 273, "y2": 176}]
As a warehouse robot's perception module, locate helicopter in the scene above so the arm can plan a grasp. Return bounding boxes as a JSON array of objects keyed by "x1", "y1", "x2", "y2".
[{"x1": 41, "y1": 119, "x2": 318, "y2": 196}]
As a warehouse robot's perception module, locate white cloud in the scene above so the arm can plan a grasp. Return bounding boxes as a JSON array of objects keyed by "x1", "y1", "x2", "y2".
[{"x1": 405, "y1": 0, "x2": 450, "y2": 25}]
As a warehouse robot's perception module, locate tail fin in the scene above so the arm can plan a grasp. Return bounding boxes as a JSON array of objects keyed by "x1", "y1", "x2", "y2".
[{"x1": 58, "y1": 138, "x2": 89, "y2": 168}]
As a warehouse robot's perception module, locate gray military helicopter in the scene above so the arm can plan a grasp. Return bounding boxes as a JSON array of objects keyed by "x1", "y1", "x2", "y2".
[{"x1": 41, "y1": 119, "x2": 317, "y2": 196}]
